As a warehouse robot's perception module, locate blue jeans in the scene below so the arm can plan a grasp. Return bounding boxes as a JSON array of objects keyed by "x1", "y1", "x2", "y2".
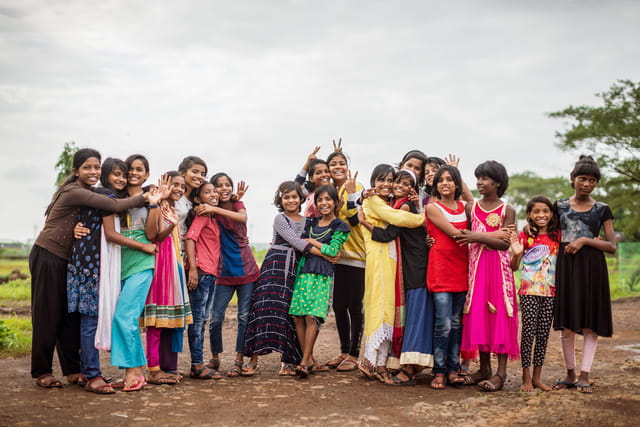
[
  {"x1": 210, "y1": 282, "x2": 254, "y2": 354},
  {"x1": 80, "y1": 314, "x2": 101, "y2": 379},
  {"x1": 432, "y1": 291, "x2": 466, "y2": 375},
  {"x1": 187, "y1": 274, "x2": 216, "y2": 365}
]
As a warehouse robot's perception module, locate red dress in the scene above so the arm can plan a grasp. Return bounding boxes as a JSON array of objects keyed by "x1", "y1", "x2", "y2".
[{"x1": 426, "y1": 200, "x2": 468, "y2": 293}]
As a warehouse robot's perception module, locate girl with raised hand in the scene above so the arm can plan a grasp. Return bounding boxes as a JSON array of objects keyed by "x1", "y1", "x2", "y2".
[
  {"x1": 110, "y1": 154, "x2": 167, "y2": 392},
  {"x1": 243, "y1": 181, "x2": 321, "y2": 376},
  {"x1": 356, "y1": 164, "x2": 425, "y2": 384},
  {"x1": 295, "y1": 146, "x2": 331, "y2": 218},
  {"x1": 30, "y1": 149, "x2": 153, "y2": 389},
  {"x1": 551, "y1": 156, "x2": 616, "y2": 394},
  {"x1": 198, "y1": 173, "x2": 260, "y2": 377},
  {"x1": 455, "y1": 160, "x2": 517, "y2": 392},
  {"x1": 510, "y1": 196, "x2": 560, "y2": 392},
  {"x1": 359, "y1": 169, "x2": 432, "y2": 386},
  {"x1": 323, "y1": 144, "x2": 367, "y2": 372},
  {"x1": 142, "y1": 172, "x2": 193, "y2": 385},
  {"x1": 425, "y1": 165, "x2": 469, "y2": 390},
  {"x1": 288, "y1": 185, "x2": 350, "y2": 377}
]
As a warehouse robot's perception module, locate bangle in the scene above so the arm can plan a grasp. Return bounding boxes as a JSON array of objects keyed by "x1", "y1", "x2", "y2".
[{"x1": 148, "y1": 204, "x2": 159, "y2": 208}]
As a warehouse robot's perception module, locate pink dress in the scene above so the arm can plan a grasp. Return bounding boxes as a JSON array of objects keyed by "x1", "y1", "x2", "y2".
[{"x1": 461, "y1": 201, "x2": 519, "y2": 359}]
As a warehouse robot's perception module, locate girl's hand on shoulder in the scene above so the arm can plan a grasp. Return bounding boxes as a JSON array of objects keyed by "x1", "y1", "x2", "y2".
[
  {"x1": 522, "y1": 223, "x2": 538, "y2": 238},
  {"x1": 233, "y1": 180, "x2": 248, "y2": 202},
  {"x1": 141, "y1": 243, "x2": 158, "y2": 255},
  {"x1": 565, "y1": 237, "x2": 587, "y2": 254},
  {"x1": 187, "y1": 269, "x2": 199, "y2": 290},
  {"x1": 409, "y1": 189, "x2": 420, "y2": 207},
  {"x1": 73, "y1": 222, "x2": 90, "y2": 239},
  {"x1": 332, "y1": 137, "x2": 342, "y2": 152},
  {"x1": 195, "y1": 203, "x2": 216, "y2": 216},
  {"x1": 161, "y1": 205, "x2": 178, "y2": 226},
  {"x1": 444, "y1": 154, "x2": 460, "y2": 167},
  {"x1": 362, "y1": 188, "x2": 376, "y2": 199}
]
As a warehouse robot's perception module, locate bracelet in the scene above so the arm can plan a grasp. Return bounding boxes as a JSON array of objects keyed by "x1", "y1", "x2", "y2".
[{"x1": 148, "y1": 204, "x2": 159, "y2": 208}]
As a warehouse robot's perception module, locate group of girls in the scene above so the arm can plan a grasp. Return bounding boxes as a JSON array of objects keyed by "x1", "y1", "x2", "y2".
[{"x1": 30, "y1": 143, "x2": 616, "y2": 395}]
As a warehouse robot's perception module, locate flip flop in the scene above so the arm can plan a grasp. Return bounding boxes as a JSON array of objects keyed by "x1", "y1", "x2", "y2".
[
  {"x1": 576, "y1": 383, "x2": 593, "y2": 394},
  {"x1": 326, "y1": 354, "x2": 347, "y2": 369},
  {"x1": 552, "y1": 379, "x2": 578, "y2": 390},
  {"x1": 36, "y1": 374, "x2": 63, "y2": 389},
  {"x1": 336, "y1": 358, "x2": 358, "y2": 372},
  {"x1": 123, "y1": 375, "x2": 146, "y2": 392}
]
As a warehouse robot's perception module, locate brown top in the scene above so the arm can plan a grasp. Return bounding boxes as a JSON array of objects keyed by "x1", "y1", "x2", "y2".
[{"x1": 34, "y1": 182, "x2": 146, "y2": 260}]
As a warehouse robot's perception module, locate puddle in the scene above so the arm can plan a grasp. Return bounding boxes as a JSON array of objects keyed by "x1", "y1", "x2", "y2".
[{"x1": 616, "y1": 343, "x2": 640, "y2": 361}]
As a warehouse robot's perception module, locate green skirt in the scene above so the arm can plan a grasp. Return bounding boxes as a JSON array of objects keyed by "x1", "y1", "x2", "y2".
[{"x1": 288, "y1": 273, "x2": 332, "y2": 320}]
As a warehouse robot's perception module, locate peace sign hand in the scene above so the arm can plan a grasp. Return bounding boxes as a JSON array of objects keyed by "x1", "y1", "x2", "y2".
[
  {"x1": 332, "y1": 138, "x2": 343, "y2": 153},
  {"x1": 344, "y1": 170, "x2": 359, "y2": 194}
]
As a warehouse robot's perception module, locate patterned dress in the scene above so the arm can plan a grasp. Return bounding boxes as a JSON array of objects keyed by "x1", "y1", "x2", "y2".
[
  {"x1": 289, "y1": 217, "x2": 350, "y2": 321},
  {"x1": 243, "y1": 214, "x2": 308, "y2": 364},
  {"x1": 461, "y1": 201, "x2": 519, "y2": 359}
]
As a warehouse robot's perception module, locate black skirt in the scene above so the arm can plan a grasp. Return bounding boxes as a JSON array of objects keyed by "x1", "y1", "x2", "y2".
[{"x1": 553, "y1": 243, "x2": 613, "y2": 337}]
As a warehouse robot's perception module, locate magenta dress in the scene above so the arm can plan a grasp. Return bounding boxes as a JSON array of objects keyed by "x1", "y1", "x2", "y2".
[{"x1": 461, "y1": 201, "x2": 519, "y2": 359}]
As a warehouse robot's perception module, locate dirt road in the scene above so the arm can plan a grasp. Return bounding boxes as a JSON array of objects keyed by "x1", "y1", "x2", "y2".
[{"x1": 2, "y1": 297, "x2": 639, "y2": 426}]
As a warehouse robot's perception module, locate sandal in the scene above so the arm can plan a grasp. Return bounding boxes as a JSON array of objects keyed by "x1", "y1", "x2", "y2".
[
  {"x1": 36, "y1": 374, "x2": 63, "y2": 389},
  {"x1": 430, "y1": 374, "x2": 446, "y2": 390},
  {"x1": 357, "y1": 360, "x2": 376, "y2": 379},
  {"x1": 108, "y1": 378, "x2": 126, "y2": 389},
  {"x1": 241, "y1": 362, "x2": 260, "y2": 377},
  {"x1": 386, "y1": 369, "x2": 416, "y2": 386},
  {"x1": 373, "y1": 367, "x2": 394, "y2": 385},
  {"x1": 207, "y1": 357, "x2": 220, "y2": 371},
  {"x1": 67, "y1": 373, "x2": 88, "y2": 386},
  {"x1": 190, "y1": 364, "x2": 217, "y2": 380},
  {"x1": 552, "y1": 379, "x2": 578, "y2": 390},
  {"x1": 278, "y1": 363, "x2": 297, "y2": 376},
  {"x1": 336, "y1": 358, "x2": 358, "y2": 372},
  {"x1": 326, "y1": 354, "x2": 347, "y2": 369},
  {"x1": 447, "y1": 371, "x2": 466, "y2": 385},
  {"x1": 459, "y1": 370, "x2": 491, "y2": 386},
  {"x1": 294, "y1": 364, "x2": 310, "y2": 378},
  {"x1": 576, "y1": 383, "x2": 593, "y2": 394},
  {"x1": 147, "y1": 370, "x2": 178, "y2": 385},
  {"x1": 311, "y1": 363, "x2": 331, "y2": 373},
  {"x1": 85, "y1": 377, "x2": 115, "y2": 394},
  {"x1": 123, "y1": 375, "x2": 147, "y2": 392},
  {"x1": 478, "y1": 373, "x2": 506, "y2": 392},
  {"x1": 227, "y1": 360, "x2": 243, "y2": 378}
]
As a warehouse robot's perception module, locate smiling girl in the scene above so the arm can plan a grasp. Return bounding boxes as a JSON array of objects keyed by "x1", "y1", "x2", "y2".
[
  {"x1": 295, "y1": 146, "x2": 331, "y2": 218},
  {"x1": 288, "y1": 185, "x2": 350, "y2": 377},
  {"x1": 142, "y1": 172, "x2": 193, "y2": 385},
  {"x1": 204, "y1": 173, "x2": 260, "y2": 377},
  {"x1": 30, "y1": 149, "x2": 154, "y2": 389},
  {"x1": 510, "y1": 196, "x2": 560, "y2": 392},
  {"x1": 357, "y1": 164, "x2": 425, "y2": 383}
]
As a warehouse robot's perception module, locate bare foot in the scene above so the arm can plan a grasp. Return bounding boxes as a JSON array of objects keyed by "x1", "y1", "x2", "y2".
[
  {"x1": 532, "y1": 379, "x2": 552, "y2": 391},
  {"x1": 521, "y1": 368, "x2": 534, "y2": 392}
]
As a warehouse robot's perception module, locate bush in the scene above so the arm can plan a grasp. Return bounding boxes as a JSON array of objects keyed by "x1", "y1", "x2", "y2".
[{"x1": 0, "y1": 316, "x2": 31, "y2": 357}]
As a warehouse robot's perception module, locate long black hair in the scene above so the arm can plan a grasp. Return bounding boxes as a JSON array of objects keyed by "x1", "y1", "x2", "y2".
[
  {"x1": 100, "y1": 157, "x2": 128, "y2": 198},
  {"x1": 525, "y1": 196, "x2": 560, "y2": 241}
]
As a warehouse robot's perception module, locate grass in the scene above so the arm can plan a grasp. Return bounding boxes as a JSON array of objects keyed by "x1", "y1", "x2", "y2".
[
  {"x1": 0, "y1": 315, "x2": 31, "y2": 357},
  {"x1": 0, "y1": 258, "x2": 28, "y2": 276},
  {"x1": 0, "y1": 279, "x2": 30, "y2": 305}
]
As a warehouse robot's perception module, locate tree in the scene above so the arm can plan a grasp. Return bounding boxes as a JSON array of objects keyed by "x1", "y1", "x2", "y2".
[
  {"x1": 506, "y1": 172, "x2": 572, "y2": 218},
  {"x1": 548, "y1": 80, "x2": 640, "y2": 240},
  {"x1": 54, "y1": 141, "x2": 78, "y2": 186}
]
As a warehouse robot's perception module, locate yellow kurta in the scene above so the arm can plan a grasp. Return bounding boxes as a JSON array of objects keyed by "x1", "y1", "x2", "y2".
[{"x1": 361, "y1": 196, "x2": 424, "y2": 367}]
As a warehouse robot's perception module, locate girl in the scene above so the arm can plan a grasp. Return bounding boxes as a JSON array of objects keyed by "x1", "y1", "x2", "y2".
[
  {"x1": 142, "y1": 172, "x2": 193, "y2": 385},
  {"x1": 425, "y1": 165, "x2": 469, "y2": 389},
  {"x1": 552, "y1": 156, "x2": 616, "y2": 394},
  {"x1": 510, "y1": 196, "x2": 560, "y2": 392},
  {"x1": 359, "y1": 169, "x2": 432, "y2": 385},
  {"x1": 243, "y1": 181, "x2": 323, "y2": 375},
  {"x1": 29, "y1": 149, "x2": 153, "y2": 389},
  {"x1": 110, "y1": 154, "x2": 167, "y2": 392},
  {"x1": 175, "y1": 156, "x2": 208, "y2": 249},
  {"x1": 424, "y1": 155, "x2": 474, "y2": 205},
  {"x1": 67, "y1": 157, "x2": 151, "y2": 394},
  {"x1": 184, "y1": 182, "x2": 222, "y2": 379},
  {"x1": 295, "y1": 146, "x2": 331, "y2": 218},
  {"x1": 398, "y1": 150, "x2": 428, "y2": 210},
  {"x1": 200, "y1": 173, "x2": 260, "y2": 377},
  {"x1": 455, "y1": 160, "x2": 517, "y2": 392},
  {"x1": 288, "y1": 185, "x2": 350, "y2": 377},
  {"x1": 357, "y1": 164, "x2": 425, "y2": 383},
  {"x1": 324, "y1": 149, "x2": 366, "y2": 372}
]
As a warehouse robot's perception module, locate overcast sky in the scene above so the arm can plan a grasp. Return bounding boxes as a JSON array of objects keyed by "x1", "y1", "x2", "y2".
[{"x1": 1, "y1": 0, "x2": 638, "y2": 244}]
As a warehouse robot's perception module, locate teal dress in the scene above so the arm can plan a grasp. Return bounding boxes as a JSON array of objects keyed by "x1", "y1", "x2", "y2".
[{"x1": 289, "y1": 217, "x2": 349, "y2": 321}]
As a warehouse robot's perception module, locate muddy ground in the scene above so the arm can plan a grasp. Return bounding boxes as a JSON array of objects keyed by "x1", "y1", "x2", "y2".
[{"x1": 1, "y1": 297, "x2": 639, "y2": 426}]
